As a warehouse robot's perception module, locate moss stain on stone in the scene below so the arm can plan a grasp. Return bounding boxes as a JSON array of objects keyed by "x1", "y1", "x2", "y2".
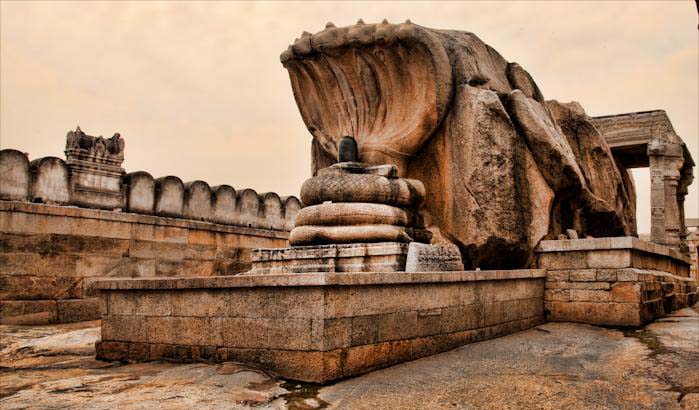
[
  {"x1": 280, "y1": 381, "x2": 330, "y2": 410},
  {"x1": 622, "y1": 327, "x2": 698, "y2": 402},
  {"x1": 621, "y1": 328, "x2": 673, "y2": 358}
]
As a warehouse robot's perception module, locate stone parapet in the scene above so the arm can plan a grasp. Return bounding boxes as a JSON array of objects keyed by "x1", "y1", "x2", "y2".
[
  {"x1": 94, "y1": 269, "x2": 546, "y2": 383},
  {"x1": 0, "y1": 201, "x2": 288, "y2": 325},
  {"x1": 0, "y1": 148, "x2": 300, "y2": 231}
]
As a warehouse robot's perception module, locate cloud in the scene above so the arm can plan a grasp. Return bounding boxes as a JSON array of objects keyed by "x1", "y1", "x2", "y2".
[{"x1": 1, "y1": 1, "x2": 697, "y2": 234}]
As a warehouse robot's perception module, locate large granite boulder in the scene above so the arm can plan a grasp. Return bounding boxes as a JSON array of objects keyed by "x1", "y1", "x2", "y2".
[{"x1": 281, "y1": 20, "x2": 637, "y2": 269}]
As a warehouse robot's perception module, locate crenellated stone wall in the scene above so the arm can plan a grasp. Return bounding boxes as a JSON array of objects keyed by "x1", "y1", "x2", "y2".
[
  {"x1": 0, "y1": 131, "x2": 301, "y2": 325},
  {"x1": 0, "y1": 149, "x2": 301, "y2": 231}
]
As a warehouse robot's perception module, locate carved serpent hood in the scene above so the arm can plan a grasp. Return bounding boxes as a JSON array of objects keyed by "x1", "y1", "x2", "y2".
[
  {"x1": 281, "y1": 20, "x2": 637, "y2": 269},
  {"x1": 281, "y1": 20, "x2": 454, "y2": 168}
]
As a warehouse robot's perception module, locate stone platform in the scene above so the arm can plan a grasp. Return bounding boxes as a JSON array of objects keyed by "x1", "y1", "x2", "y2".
[
  {"x1": 536, "y1": 237, "x2": 698, "y2": 326},
  {"x1": 94, "y1": 269, "x2": 545, "y2": 383}
]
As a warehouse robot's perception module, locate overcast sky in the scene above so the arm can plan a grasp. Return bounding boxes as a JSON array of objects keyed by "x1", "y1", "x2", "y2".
[{"x1": 1, "y1": 1, "x2": 697, "y2": 234}]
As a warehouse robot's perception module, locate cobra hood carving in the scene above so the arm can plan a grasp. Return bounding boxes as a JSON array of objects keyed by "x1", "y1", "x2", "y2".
[{"x1": 281, "y1": 20, "x2": 637, "y2": 269}]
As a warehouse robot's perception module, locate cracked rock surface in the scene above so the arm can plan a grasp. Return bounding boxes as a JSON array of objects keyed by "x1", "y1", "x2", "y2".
[{"x1": 2, "y1": 306, "x2": 697, "y2": 409}]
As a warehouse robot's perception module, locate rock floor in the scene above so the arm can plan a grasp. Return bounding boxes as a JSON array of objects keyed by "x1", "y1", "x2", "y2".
[{"x1": 1, "y1": 306, "x2": 697, "y2": 410}]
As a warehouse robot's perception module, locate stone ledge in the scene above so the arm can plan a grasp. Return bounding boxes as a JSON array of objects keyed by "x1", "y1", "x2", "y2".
[
  {"x1": 535, "y1": 237, "x2": 689, "y2": 264},
  {"x1": 93, "y1": 269, "x2": 546, "y2": 290},
  {"x1": 0, "y1": 201, "x2": 289, "y2": 239}
]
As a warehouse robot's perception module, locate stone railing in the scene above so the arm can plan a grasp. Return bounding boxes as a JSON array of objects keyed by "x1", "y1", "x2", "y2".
[{"x1": 0, "y1": 148, "x2": 301, "y2": 232}]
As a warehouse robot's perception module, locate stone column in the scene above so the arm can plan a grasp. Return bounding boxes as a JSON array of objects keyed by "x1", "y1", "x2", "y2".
[
  {"x1": 647, "y1": 140, "x2": 685, "y2": 250},
  {"x1": 677, "y1": 164, "x2": 694, "y2": 256}
]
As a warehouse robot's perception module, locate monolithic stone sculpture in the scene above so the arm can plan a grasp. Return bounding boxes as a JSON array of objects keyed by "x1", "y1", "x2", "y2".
[{"x1": 281, "y1": 20, "x2": 637, "y2": 269}]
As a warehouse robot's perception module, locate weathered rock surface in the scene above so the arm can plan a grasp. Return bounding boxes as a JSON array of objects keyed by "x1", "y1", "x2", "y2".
[
  {"x1": 295, "y1": 203, "x2": 414, "y2": 227},
  {"x1": 405, "y1": 242, "x2": 464, "y2": 272},
  {"x1": 546, "y1": 100, "x2": 637, "y2": 237},
  {"x1": 319, "y1": 306, "x2": 699, "y2": 409},
  {"x1": 281, "y1": 20, "x2": 637, "y2": 268},
  {"x1": 292, "y1": 159, "x2": 430, "y2": 246},
  {"x1": 2, "y1": 306, "x2": 698, "y2": 409},
  {"x1": 0, "y1": 321, "x2": 291, "y2": 409}
]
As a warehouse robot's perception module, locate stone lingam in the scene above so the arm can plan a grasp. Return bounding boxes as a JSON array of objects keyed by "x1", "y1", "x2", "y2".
[{"x1": 250, "y1": 136, "x2": 463, "y2": 274}]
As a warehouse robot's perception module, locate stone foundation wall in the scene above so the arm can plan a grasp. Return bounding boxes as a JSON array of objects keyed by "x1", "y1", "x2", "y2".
[
  {"x1": 95, "y1": 270, "x2": 546, "y2": 383},
  {"x1": 0, "y1": 201, "x2": 289, "y2": 325},
  {"x1": 544, "y1": 268, "x2": 697, "y2": 326},
  {"x1": 536, "y1": 237, "x2": 697, "y2": 326}
]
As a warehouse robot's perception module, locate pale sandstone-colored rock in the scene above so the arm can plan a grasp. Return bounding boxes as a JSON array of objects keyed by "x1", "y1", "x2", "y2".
[
  {"x1": 154, "y1": 176, "x2": 185, "y2": 217},
  {"x1": 547, "y1": 100, "x2": 637, "y2": 237},
  {"x1": 250, "y1": 242, "x2": 409, "y2": 274},
  {"x1": 64, "y1": 127, "x2": 126, "y2": 210},
  {"x1": 300, "y1": 173, "x2": 425, "y2": 208},
  {"x1": 282, "y1": 21, "x2": 639, "y2": 268},
  {"x1": 410, "y1": 84, "x2": 553, "y2": 268},
  {"x1": 295, "y1": 202, "x2": 413, "y2": 227},
  {"x1": 0, "y1": 149, "x2": 30, "y2": 201},
  {"x1": 124, "y1": 171, "x2": 155, "y2": 214},
  {"x1": 211, "y1": 184, "x2": 237, "y2": 225},
  {"x1": 30, "y1": 157, "x2": 71, "y2": 205},
  {"x1": 292, "y1": 156, "x2": 429, "y2": 247},
  {"x1": 290, "y1": 224, "x2": 414, "y2": 245},
  {"x1": 183, "y1": 180, "x2": 213, "y2": 221}
]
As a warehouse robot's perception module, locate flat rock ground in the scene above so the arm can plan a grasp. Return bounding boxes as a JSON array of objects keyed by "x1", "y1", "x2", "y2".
[{"x1": 1, "y1": 306, "x2": 697, "y2": 410}]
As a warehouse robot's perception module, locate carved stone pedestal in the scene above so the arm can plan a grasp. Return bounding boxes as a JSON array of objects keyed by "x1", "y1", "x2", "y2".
[{"x1": 249, "y1": 242, "x2": 409, "y2": 274}]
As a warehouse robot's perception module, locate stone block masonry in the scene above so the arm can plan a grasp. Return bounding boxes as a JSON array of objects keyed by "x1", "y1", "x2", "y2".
[
  {"x1": 95, "y1": 270, "x2": 546, "y2": 383},
  {"x1": 536, "y1": 237, "x2": 697, "y2": 326},
  {"x1": 0, "y1": 201, "x2": 289, "y2": 325},
  {"x1": 0, "y1": 132, "x2": 300, "y2": 325},
  {"x1": 0, "y1": 148, "x2": 301, "y2": 231}
]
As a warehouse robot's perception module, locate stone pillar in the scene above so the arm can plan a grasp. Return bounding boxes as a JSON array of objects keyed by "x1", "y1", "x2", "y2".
[
  {"x1": 647, "y1": 140, "x2": 685, "y2": 251},
  {"x1": 677, "y1": 165, "x2": 694, "y2": 256}
]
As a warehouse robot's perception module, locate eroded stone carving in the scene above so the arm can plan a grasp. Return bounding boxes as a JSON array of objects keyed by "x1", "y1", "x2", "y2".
[
  {"x1": 291, "y1": 154, "x2": 431, "y2": 246},
  {"x1": 281, "y1": 20, "x2": 638, "y2": 268},
  {"x1": 65, "y1": 126, "x2": 126, "y2": 210},
  {"x1": 405, "y1": 242, "x2": 464, "y2": 272}
]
